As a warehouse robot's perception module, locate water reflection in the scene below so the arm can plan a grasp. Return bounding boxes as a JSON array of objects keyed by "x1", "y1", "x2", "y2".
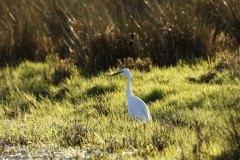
[{"x1": 0, "y1": 143, "x2": 133, "y2": 159}]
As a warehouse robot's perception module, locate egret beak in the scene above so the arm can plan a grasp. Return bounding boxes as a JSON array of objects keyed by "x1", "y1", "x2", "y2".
[{"x1": 110, "y1": 71, "x2": 122, "y2": 76}]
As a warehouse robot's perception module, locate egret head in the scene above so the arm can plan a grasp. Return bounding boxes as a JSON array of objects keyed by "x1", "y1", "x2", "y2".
[{"x1": 110, "y1": 68, "x2": 132, "y2": 78}]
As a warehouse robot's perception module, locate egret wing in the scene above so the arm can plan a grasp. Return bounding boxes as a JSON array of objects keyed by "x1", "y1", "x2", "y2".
[{"x1": 127, "y1": 96, "x2": 151, "y2": 121}]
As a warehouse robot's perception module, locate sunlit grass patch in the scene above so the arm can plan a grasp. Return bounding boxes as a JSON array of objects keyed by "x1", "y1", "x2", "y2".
[{"x1": 0, "y1": 60, "x2": 239, "y2": 159}]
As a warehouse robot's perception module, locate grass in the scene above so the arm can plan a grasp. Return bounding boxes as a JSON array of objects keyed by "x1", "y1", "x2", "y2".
[
  {"x1": 0, "y1": 60, "x2": 239, "y2": 159},
  {"x1": 0, "y1": 0, "x2": 239, "y2": 158}
]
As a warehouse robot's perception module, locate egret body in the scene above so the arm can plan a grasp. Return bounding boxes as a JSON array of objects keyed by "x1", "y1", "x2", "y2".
[{"x1": 110, "y1": 68, "x2": 151, "y2": 121}]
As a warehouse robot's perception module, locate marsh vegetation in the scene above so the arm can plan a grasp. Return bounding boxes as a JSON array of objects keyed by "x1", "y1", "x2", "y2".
[
  {"x1": 0, "y1": 0, "x2": 240, "y2": 159},
  {"x1": 0, "y1": 60, "x2": 239, "y2": 159}
]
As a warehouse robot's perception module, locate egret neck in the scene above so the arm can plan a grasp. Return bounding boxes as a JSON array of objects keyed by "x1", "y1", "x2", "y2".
[{"x1": 125, "y1": 71, "x2": 132, "y2": 100}]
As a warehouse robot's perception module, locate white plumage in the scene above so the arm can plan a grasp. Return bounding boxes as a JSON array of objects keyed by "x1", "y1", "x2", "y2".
[{"x1": 110, "y1": 68, "x2": 151, "y2": 121}]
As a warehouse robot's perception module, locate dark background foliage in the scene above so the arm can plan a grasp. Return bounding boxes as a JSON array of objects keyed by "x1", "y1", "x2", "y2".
[{"x1": 0, "y1": 0, "x2": 239, "y2": 73}]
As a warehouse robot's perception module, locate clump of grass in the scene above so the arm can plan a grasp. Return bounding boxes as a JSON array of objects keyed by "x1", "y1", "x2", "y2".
[
  {"x1": 216, "y1": 51, "x2": 240, "y2": 75},
  {"x1": 43, "y1": 56, "x2": 77, "y2": 85},
  {"x1": 187, "y1": 71, "x2": 217, "y2": 83},
  {"x1": 86, "y1": 85, "x2": 118, "y2": 96},
  {"x1": 3, "y1": 92, "x2": 37, "y2": 119},
  {"x1": 117, "y1": 57, "x2": 152, "y2": 71}
]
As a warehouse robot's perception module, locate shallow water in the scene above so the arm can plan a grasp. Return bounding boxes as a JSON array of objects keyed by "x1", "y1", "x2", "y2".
[{"x1": 0, "y1": 143, "x2": 134, "y2": 159}]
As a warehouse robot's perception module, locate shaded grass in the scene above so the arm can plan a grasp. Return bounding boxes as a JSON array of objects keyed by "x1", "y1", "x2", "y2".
[{"x1": 0, "y1": 60, "x2": 239, "y2": 159}]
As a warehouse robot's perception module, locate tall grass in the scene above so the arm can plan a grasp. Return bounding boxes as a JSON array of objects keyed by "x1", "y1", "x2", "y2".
[
  {"x1": 0, "y1": 60, "x2": 239, "y2": 159},
  {"x1": 0, "y1": 0, "x2": 239, "y2": 73}
]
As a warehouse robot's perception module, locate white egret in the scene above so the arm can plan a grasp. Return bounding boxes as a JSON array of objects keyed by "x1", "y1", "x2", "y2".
[{"x1": 110, "y1": 68, "x2": 151, "y2": 121}]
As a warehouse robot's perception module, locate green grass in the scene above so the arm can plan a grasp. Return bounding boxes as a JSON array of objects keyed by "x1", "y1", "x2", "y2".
[{"x1": 0, "y1": 60, "x2": 239, "y2": 159}]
